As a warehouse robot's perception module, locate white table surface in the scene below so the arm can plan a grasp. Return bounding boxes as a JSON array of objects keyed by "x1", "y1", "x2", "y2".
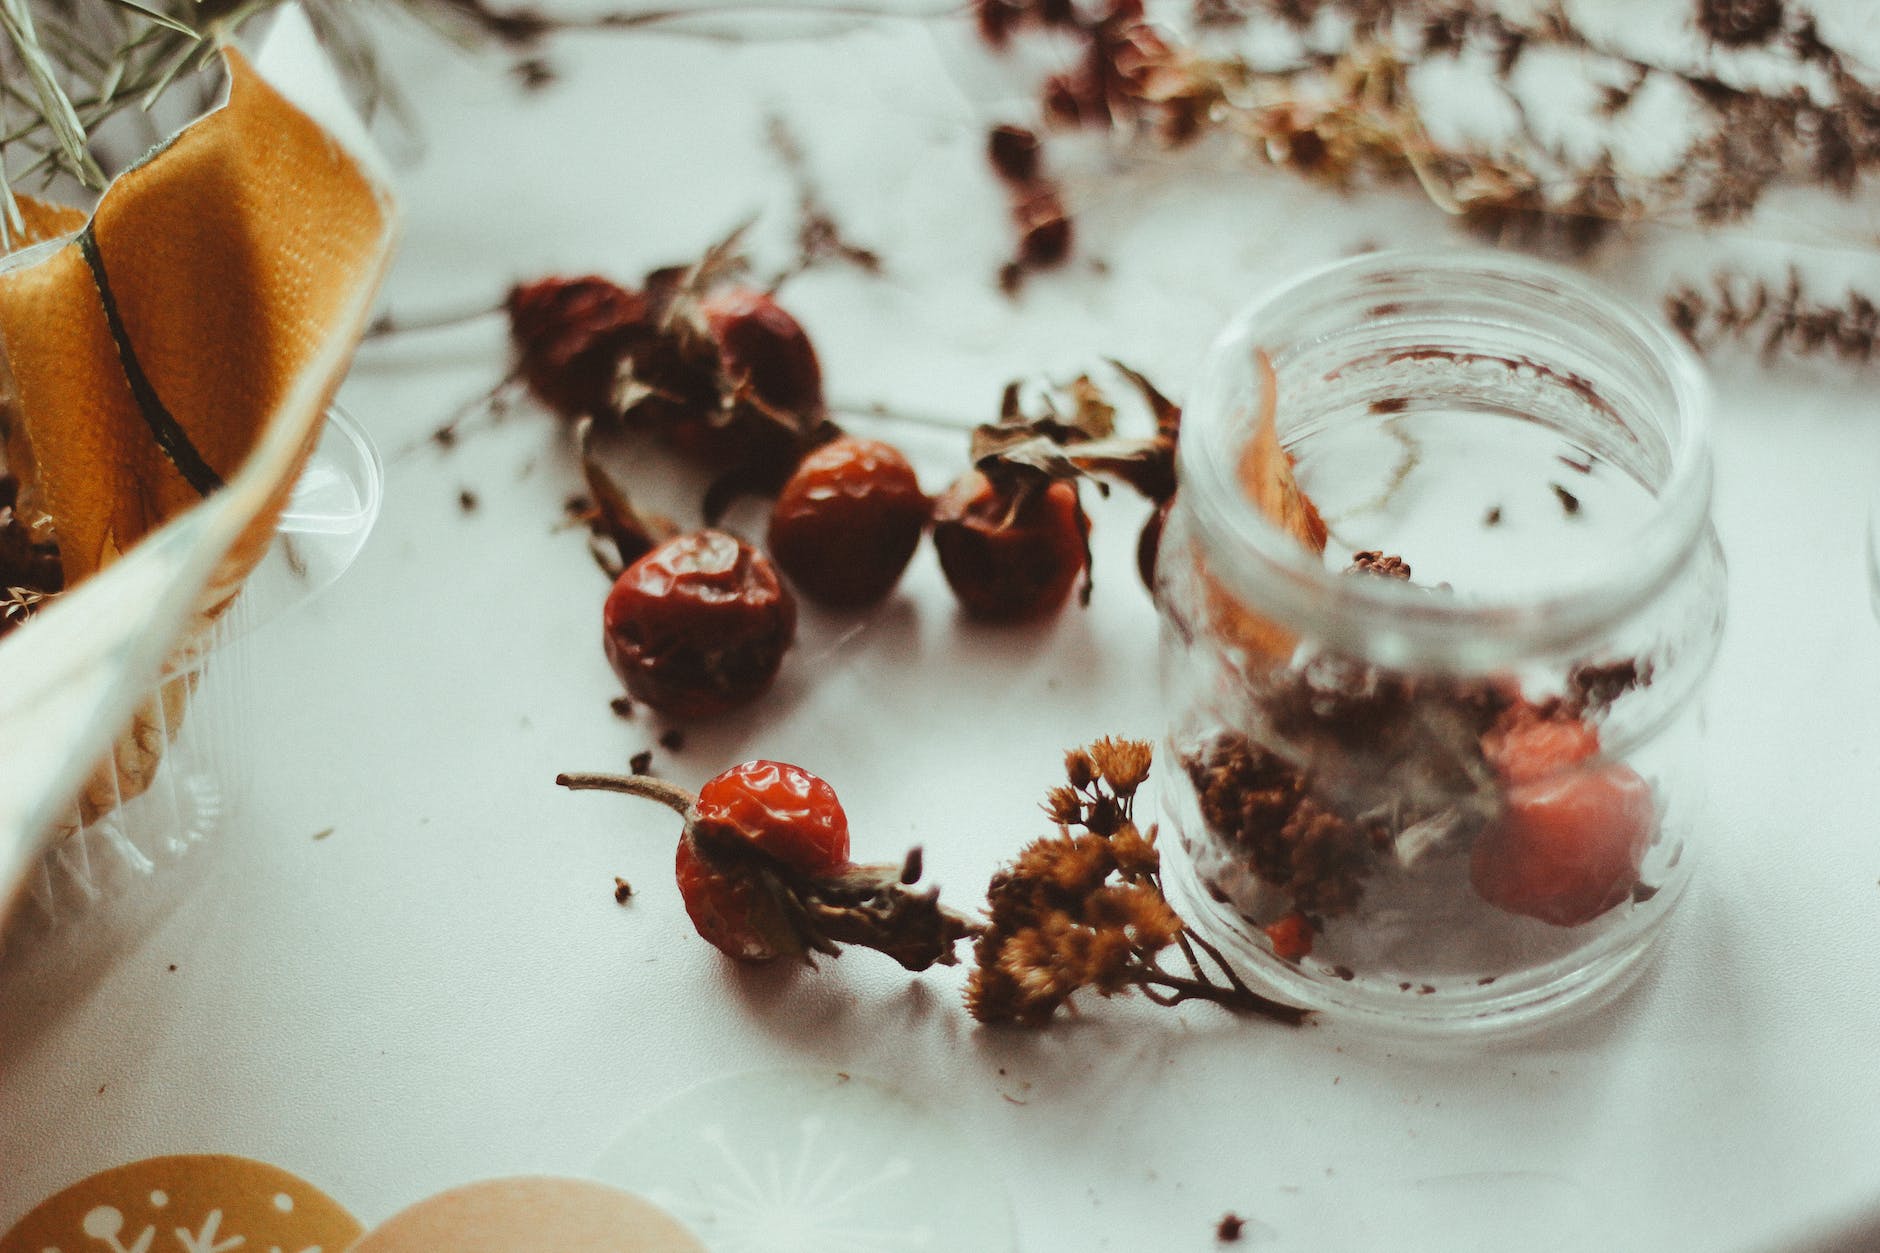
[{"x1": 6, "y1": 8, "x2": 1880, "y2": 1251}]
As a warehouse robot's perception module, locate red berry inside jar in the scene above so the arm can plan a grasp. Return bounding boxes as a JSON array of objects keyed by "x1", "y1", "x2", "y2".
[
  {"x1": 602, "y1": 529, "x2": 797, "y2": 718},
  {"x1": 931, "y1": 471, "x2": 1088, "y2": 622},
  {"x1": 768, "y1": 437, "x2": 930, "y2": 608},
  {"x1": 1470, "y1": 761, "x2": 1655, "y2": 928}
]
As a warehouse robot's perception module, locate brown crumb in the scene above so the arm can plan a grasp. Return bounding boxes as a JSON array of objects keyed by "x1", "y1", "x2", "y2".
[
  {"x1": 458, "y1": 488, "x2": 479, "y2": 513},
  {"x1": 1551, "y1": 483, "x2": 1581, "y2": 515},
  {"x1": 613, "y1": 877, "x2": 633, "y2": 904},
  {"x1": 1484, "y1": 505, "x2": 1502, "y2": 526},
  {"x1": 1477, "y1": 975, "x2": 1497, "y2": 985},
  {"x1": 1368, "y1": 397, "x2": 1408, "y2": 415},
  {"x1": 610, "y1": 696, "x2": 635, "y2": 718},
  {"x1": 1216, "y1": 1213, "x2": 1246, "y2": 1242},
  {"x1": 311, "y1": 827, "x2": 334, "y2": 841},
  {"x1": 629, "y1": 750, "x2": 654, "y2": 776},
  {"x1": 167, "y1": 964, "x2": 177, "y2": 972},
  {"x1": 1417, "y1": 984, "x2": 1435, "y2": 995},
  {"x1": 659, "y1": 728, "x2": 687, "y2": 752},
  {"x1": 1332, "y1": 965, "x2": 1355, "y2": 981}
]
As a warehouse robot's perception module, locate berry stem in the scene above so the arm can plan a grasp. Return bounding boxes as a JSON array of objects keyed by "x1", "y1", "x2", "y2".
[{"x1": 555, "y1": 771, "x2": 699, "y2": 818}]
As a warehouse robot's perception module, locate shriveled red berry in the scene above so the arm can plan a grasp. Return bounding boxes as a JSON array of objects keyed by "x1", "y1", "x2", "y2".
[
  {"x1": 1264, "y1": 910, "x2": 1314, "y2": 961},
  {"x1": 505, "y1": 276, "x2": 648, "y2": 420},
  {"x1": 701, "y1": 289, "x2": 825, "y2": 419},
  {"x1": 675, "y1": 837, "x2": 801, "y2": 962},
  {"x1": 768, "y1": 437, "x2": 930, "y2": 607},
  {"x1": 1470, "y1": 762, "x2": 1654, "y2": 927},
  {"x1": 679, "y1": 760, "x2": 849, "y2": 962},
  {"x1": 933, "y1": 471, "x2": 1088, "y2": 622},
  {"x1": 602, "y1": 530, "x2": 796, "y2": 718},
  {"x1": 694, "y1": 759, "x2": 851, "y2": 873}
]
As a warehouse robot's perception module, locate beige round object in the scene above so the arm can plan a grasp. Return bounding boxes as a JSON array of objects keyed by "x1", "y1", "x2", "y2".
[
  {"x1": 348, "y1": 1177, "x2": 705, "y2": 1253},
  {"x1": 0, "y1": 1153, "x2": 361, "y2": 1253}
]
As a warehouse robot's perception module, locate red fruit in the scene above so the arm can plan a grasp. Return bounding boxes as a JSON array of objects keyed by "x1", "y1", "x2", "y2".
[
  {"x1": 675, "y1": 760, "x2": 850, "y2": 963},
  {"x1": 694, "y1": 759, "x2": 851, "y2": 873},
  {"x1": 1482, "y1": 702, "x2": 1601, "y2": 785},
  {"x1": 1470, "y1": 763, "x2": 1655, "y2": 927},
  {"x1": 1264, "y1": 911, "x2": 1314, "y2": 961},
  {"x1": 701, "y1": 289, "x2": 825, "y2": 419},
  {"x1": 675, "y1": 838, "x2": 800, "y2": 962},
  {"x1": 505, "y1": 276, "x2": 648, "y2": 420},
  {"x1": 768, "y1": 437, "x2": 930, "y2": 607},
  {"x1": 602, "y1": 530, "x2": 797, "y2": 718},
  {"x1": 932, "y1": 471, "x2": 1089, "y2": 622}
]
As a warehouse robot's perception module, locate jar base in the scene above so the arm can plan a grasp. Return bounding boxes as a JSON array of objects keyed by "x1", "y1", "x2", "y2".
[{"x1": 1160, "y1": 831, "x2": 1682, "y2": 1040}]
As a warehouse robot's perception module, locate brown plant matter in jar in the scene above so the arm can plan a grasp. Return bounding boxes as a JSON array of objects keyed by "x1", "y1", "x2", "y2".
[
  {"x1": 968, "y1": 737, "x2": 1308, "y2": 1026},
  {"x1": 1183, "y1": 557, "x2": 1657, "y2": 950}
]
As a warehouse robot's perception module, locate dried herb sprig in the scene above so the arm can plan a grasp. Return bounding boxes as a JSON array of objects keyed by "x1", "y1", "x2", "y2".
[
  {"x1": 967, "y1": 737, "x2": 1309, "y2": 1027},
  {"x1": 1665, "y1": 268, "x2": 1880, "y2": 365}
]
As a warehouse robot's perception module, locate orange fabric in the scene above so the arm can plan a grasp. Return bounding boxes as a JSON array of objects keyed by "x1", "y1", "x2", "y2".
[{"x1": 0, "y1": 48, "x2": 392, "y2": 588}]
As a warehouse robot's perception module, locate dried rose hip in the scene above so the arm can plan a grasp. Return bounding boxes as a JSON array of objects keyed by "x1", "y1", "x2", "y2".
[
  {"x1": 505, "y1": 276, "x2": 648, "y2": 420},
  {"x1": 701, "y1": 289, "x2": 825, "y2": 420},
  {"x1": 933, "y1": 472, "x2": 1088, "y2": 621},
  {"x1": 674, "y1": 759, "x2": 852, "y2": 961},
  {"x1": 1470, "y1": 763, "x2": 1654, "y2": 928},
  {"x1": 768, "y1": 437, "x2": 930, "y2": 607},
  {"x1": 675, "y1": 837, "x2": 801, "y2": 962},
  {"x1": 694, "y1": 759, "x2": 851, "y2": 873},
  {"x1": 602, "y1": 530, "x2": 797, "y2": 718}
]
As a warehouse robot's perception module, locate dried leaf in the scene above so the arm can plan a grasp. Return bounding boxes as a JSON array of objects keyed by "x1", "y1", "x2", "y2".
[{"x1": 1238, "y1": 349, "x2": 1328, "y2": 555}]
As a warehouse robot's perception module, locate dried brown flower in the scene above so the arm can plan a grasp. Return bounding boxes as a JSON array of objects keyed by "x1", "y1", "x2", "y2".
[{"x1": 969, "y1": 738, "x2": 1308, "y2": 1027}]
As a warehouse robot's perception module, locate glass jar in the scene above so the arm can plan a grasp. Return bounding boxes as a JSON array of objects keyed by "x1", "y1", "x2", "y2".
[{"x1": 1155, "y1": 250, "x2": 1725, "y2": 1033}]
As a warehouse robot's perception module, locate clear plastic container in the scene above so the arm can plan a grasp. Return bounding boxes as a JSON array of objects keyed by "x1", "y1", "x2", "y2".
[
  {"x1": 1, "y1": 406, "x2": 380, "y2": 952},
  {"x1": 1155, "y1": 251, "x2": 1727, "y2": 1034}
]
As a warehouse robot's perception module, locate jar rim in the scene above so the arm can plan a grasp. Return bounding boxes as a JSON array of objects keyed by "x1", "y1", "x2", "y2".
[{"x1": 1179, "y1": 248, "x2": 1715, "y2": 666}]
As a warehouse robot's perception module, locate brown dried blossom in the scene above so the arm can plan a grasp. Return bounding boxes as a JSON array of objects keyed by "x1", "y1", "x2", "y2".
[{"x1": 968, "y1": 737, "x2": 1308, "y2": 1027}]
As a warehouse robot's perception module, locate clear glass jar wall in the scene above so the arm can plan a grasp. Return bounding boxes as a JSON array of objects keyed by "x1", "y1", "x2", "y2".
[{"x1": 1156, "y1": 252, "x2": 1727, "y2": 1033}]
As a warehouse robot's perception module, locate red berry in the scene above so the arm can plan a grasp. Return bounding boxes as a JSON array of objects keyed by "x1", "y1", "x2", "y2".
[
  {"x1": 694, "y1": 759, "x2": 850, "y2": 873},
  {"x1": 675, "y1": 838, "x2": 800, "y2": 962},
  {"x1": 674, "y1": 759, "x2": 850, "y2": 963},
  {"x1": 1264, "y1": 910, "x2": 1314, "y2": 961},
  {"x1": 1470, "y1": 763, "x2": 1655, "y2": 927},
  {"x1": 505, "y1": 276, "x2": 648, "y2": 420},
  {"x1": 768, "y1": 437, "x2": 930, "y2": 607},
  {"x1": 701, "y1": 289, "x2": 824, "y2": 419},
  {"x1": 602, "y1": 530, "x2": 796, "y2": 718},
  {"x1": 932, "y1": 471, "x2": 1088, "y2": 622},
  {"x1": 1481, "y1": 701, "x2": 1601, "y2": 785}
]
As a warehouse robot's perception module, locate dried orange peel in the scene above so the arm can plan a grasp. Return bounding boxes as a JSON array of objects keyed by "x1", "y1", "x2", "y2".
[
  {"x1": 0, "y1": 45, "x2": 397, "y2": 829},
  {"x1": 1201, "y1": 348, "x2": 1328, "y2": 663}
]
